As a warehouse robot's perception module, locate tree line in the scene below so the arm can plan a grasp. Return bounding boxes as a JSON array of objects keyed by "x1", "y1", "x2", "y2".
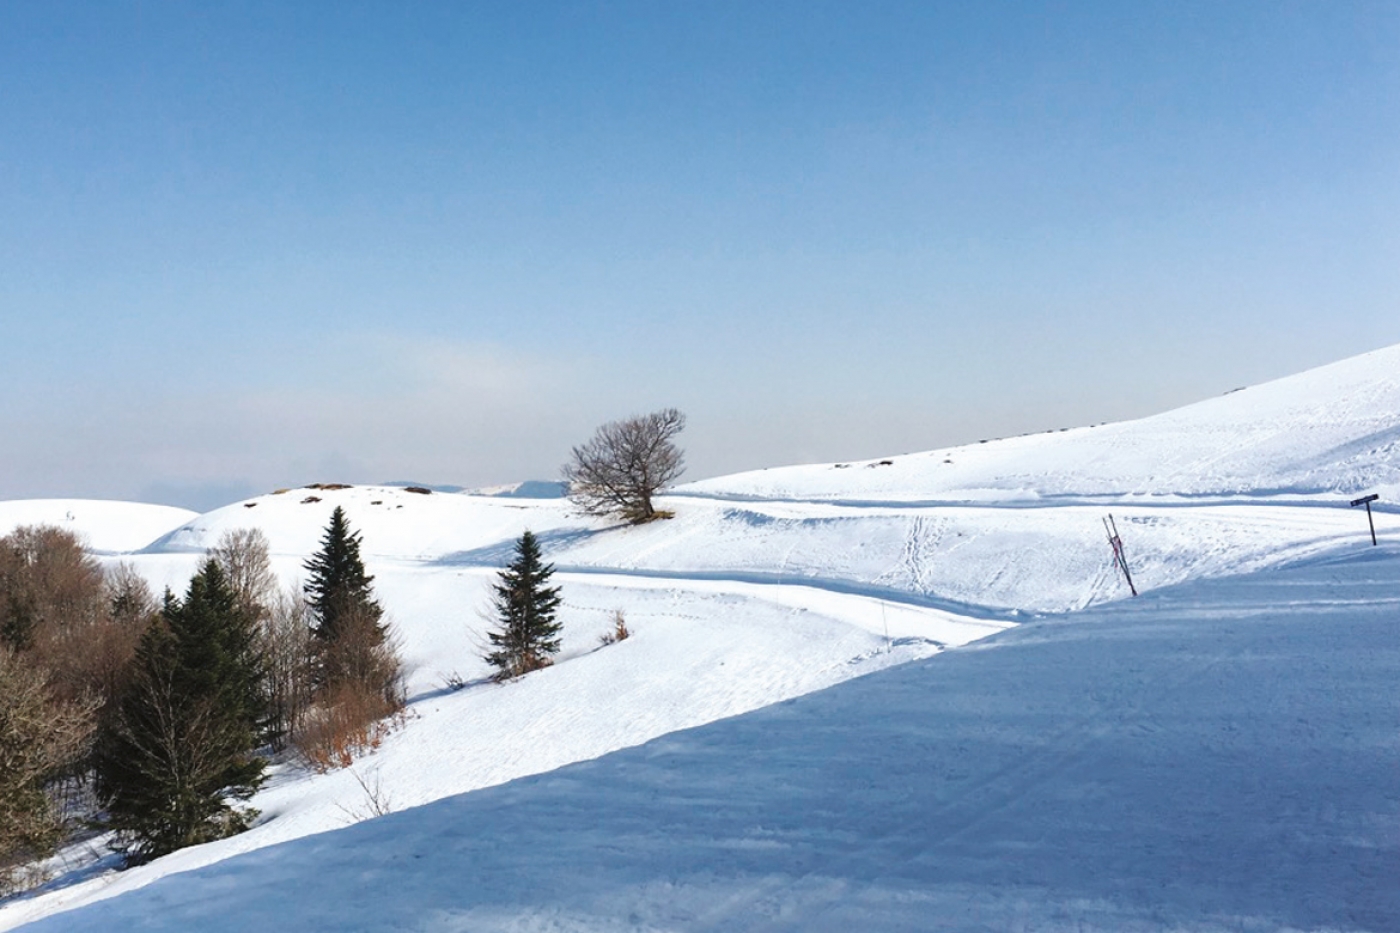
[
  {"x1": 1, "y1": 407, "x2": 686, "y2": 890},
  {"x1": 0, "y1": 506, "x2": 401, "y2": 887}
]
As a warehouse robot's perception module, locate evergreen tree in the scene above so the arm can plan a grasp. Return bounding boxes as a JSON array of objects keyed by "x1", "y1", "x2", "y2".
[
  {"x1": 96, "y1": 561, "x2": 266, "y2": 862},
  {"x1": 303, "y1": 507, "x2": 384, "y2": 647},
  {"x1": 485, "y1": 531, "x2": 563, "y2": 681}
]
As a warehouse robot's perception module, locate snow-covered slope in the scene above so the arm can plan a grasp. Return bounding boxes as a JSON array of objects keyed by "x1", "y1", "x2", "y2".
[
  {"x1": 16, "y1": 545, "x2": 1400, "y2": 933},
  {"x1": 0, "y1": 499, "x2": 195, "y2": 553},
  {"x1": 679, "y1": 343, "x2": 1400, "y2": 503},
  {"x1": 2, "y1": 342, "x2": 1398, "y2": 931},
  {"x1": 144, "y1": 483, "x2": 584, "y2": 561}
]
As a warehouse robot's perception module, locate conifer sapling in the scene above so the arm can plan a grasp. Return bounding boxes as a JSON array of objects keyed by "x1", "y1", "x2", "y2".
[{"x1": 485, "y1": 530, "x2": 563, "y2": 681}]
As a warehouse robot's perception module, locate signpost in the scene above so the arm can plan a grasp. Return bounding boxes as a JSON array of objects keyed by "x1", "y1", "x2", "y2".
[{"x1": 1350, "y1": 494, "x2": 1380, "y2": 546}]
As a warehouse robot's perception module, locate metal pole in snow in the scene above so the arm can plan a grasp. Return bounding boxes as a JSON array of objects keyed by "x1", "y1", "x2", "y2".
[
  {"x1": 1104, "y1": 514, "x2": 1138, "y2": 597},
  {"x1": 1350, "y1": 494, "x2": 1380, "y2": 546}
]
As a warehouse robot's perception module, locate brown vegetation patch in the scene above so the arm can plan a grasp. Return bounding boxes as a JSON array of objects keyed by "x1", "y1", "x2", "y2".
[
  {"x1": 292, "y1": 683, "x2": 403, "y2": 773},
  {"x1": 598, "y1": 610, "x2": 631, "y2": 646}
]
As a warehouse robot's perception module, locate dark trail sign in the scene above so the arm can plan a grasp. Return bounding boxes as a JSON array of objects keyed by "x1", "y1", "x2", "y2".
[{"x1": 1350, "y1": 494, "x2": 1380, "y2": 546}]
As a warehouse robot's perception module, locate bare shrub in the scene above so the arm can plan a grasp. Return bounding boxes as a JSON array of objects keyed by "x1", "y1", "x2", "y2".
[
  {"x1": 337, "y1": 767, "x2": 394, "y2": 823},
  {"x1": 562, "y1": 408, "x2": 686, "y2": 524},
  {"x1": 318, "y1": 602, "x2": 403, "y2": 703},
  {"x1": 292, "y1": 681, "x2": 402, "y2": 773},
  {"x1": 292, "y1": 604, "x2": 404, "y2": 771},
  {"x1": 598, "y1": 609, "x2": 631, "y2": 646},
  {"x1": 0, "y1": 648, "x2": 97, "y2": 895}
]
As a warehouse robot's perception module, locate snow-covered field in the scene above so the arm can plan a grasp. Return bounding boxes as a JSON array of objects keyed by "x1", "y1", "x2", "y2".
[{"x1": 1, "y1": 344, "x2": 1397, "y2": 931}]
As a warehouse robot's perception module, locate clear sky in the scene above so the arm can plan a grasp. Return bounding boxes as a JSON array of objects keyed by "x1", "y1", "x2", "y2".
[{"x1": 2, "y1": 2, "x2": 1398, "y2": 511}]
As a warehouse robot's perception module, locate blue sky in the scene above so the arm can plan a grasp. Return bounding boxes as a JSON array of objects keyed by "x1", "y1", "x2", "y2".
[{"x1": 2, "y1": 2, "x2": 1398, "y2": 510}]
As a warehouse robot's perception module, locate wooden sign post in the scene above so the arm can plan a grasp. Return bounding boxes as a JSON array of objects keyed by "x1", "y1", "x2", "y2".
[{"x1": 1350, "y1": 494, "x2": 1380, "y2": 546}]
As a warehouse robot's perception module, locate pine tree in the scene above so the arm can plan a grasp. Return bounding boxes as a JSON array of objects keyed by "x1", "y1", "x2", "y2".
[
  {"x1": 303, "y1": 507, "x2": 383, "y2": 647},
  {"x1": 96, "y1": 561, "x2": 266, "y2": 862},
  {"x1": 485, "y1": 531, "x2": 563, "y2": 681},
  {"x1": 303, "y1": 507, "x2": 390, "y2": 693}
]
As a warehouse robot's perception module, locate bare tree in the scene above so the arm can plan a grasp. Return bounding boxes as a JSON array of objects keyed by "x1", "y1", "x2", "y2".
[
  {"x1": 562, "y1": 408, "x2": 686, "y2": 523},
  {"x1": 105, "y1": 563, "x2": 157, "y2": 629},
  {"x1": 260, "y1": 585, "x2": 315, "y2": 751},
  {"x1": 0, "y1": 526, "x2": 141, "y2": 711},
  {"x1": 0, "y1": 648, "x2": 97, "y2": 894},
  {"x1": 0, "y1": 525, "x2": 106, "y2": 658},
  {"x1": 208, "y1": 528, "x2": 277, "y2": 623}
]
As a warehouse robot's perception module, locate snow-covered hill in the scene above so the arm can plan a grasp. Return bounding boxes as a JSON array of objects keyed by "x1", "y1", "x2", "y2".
[
  {"x1": 679, "y1": 342, "x2": 1400, "y2": 503},
  {"x1": 2, "y1": 342, "x2": 1397, "y2": 931},
  {"x1": 0, "y1": 499, "x2": 195, "y2": 553},
  {"x1": 16, "y1": 544, "x2": 1400, "y2": 933}
]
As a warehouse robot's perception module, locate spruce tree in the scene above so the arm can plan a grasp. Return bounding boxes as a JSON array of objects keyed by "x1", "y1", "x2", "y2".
[
  {"x1": 97, "y1": 561, "x2": 266, "y2": 862},
  {"x1": 485, "y1": 530, "x2": 563, "y2": 681},
  {"x1": 304, "y1": 506, "x2": 384, "y2": 647}
]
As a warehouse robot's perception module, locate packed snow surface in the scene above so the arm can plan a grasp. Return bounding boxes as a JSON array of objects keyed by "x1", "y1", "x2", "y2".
[
  {"x1": 15, "y1": 546, "x2": 1400, "y2": 932},
  {"x1": 2, "y1": 342, "x2": 1398, "y2": 930}
]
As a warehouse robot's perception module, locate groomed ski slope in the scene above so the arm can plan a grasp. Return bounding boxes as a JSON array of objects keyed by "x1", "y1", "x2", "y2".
[
  {"x1": 14, "y1": 543, "x2": 1400, "y2": 933},
  {"x1": 1, "y1": 342, "x2": 1397, "y2": 930}
]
